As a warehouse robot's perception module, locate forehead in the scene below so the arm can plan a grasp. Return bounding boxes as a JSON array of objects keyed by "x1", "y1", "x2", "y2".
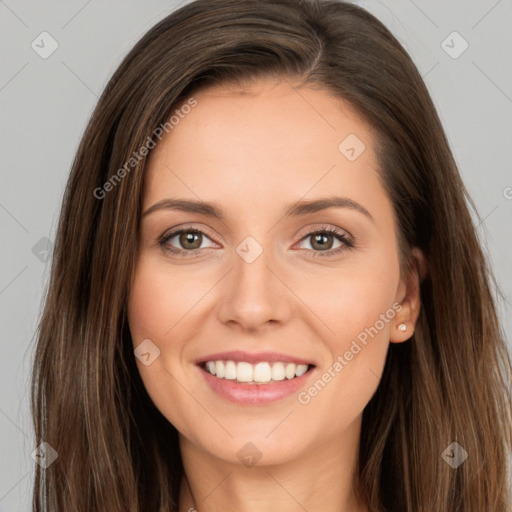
[{"x1": 142, "y1": 79, "x2": 387, "y2": 220}]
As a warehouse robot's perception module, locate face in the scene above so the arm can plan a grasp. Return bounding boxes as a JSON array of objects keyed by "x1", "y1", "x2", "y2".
[{"x1": 128, "y1": 78, "x2": 417, "y2": 467}]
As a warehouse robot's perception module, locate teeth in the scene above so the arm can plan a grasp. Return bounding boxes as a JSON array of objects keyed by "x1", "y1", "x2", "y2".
[
  {"x1": 205, "y1": 361, "x2": 216, "y2": 376},
  {"x1": 224, "y1": 360, "x2": 237, "y2": 380},
  {"x1": 295, "y1": 364, "x2": 308, "y2": 377},
  {"x1": 203, "y1": 360, "x2": 310, "y2": 383},
  {"x1": 237, "y1": 362, "x2": 253, "y2": 382},
  {"x1": 271, "y1": 362, "x2": 286, "y2": 381},
  {"x1": 285, "y1": 363, "x2": 296, "y2": 379},
  {"x1": 253, "y1": 362, "x2": 271, "y2": 383},
  {"x1": 215, "y1": 361, "x2": 225, "y2": 378}
]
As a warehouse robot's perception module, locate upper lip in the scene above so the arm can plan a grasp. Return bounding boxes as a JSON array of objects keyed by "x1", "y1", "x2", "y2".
[{"x1": 195, "y1": 350, "x2": 316, "y2": 366}]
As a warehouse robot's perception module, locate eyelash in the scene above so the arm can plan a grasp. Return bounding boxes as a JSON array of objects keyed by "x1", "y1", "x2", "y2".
[{"x1": 158, "y1": 224, "x2": 355, "y2": 259}]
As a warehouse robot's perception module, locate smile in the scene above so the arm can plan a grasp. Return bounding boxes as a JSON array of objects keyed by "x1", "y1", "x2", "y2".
[
  {"x1": 196, "y1": 351, "x2": 317, "y2": 405},
  {"x1": 201, "y1": 360, "x2": 312, "y2": 384}
]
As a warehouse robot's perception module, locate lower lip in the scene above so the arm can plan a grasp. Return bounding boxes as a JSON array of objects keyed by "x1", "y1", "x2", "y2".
[{"x1": 198, "y1": 365, "x2": 316, "y2": 405}]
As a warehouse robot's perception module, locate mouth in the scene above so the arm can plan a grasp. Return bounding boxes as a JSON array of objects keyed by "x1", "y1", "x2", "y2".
[
  {"x1": 198, "y1": 360, "x2": 315, "y2": 385},
  {"x1": 195, "y1": 351, "x2": 317, "y2": 405}
]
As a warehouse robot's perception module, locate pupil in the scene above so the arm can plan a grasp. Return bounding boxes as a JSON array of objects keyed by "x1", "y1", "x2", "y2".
[
  {"x1": 312, "y1": 233, "x2": 332, "y2": 250},
  {"x1": 181, "y1": 232, "x2": 201, "y2": 249}
]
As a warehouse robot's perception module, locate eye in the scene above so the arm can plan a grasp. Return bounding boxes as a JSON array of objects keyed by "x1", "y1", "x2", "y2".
[
  {"x1": 295, "y1": 225, "x2": 354, "y2": 257},
  {"x1": 159, "y1": 227, "x2": 218, "y2": 256},
  {"x1": 158, "y1": 224, "x2": 355, "y2": 258}
]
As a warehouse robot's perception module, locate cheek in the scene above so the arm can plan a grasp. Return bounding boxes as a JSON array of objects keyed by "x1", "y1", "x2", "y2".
[
  {"x1": 128, "y1": 255, "x2": 209, "y2": 343},
  {"x1": 127, "y1": 257, "x2": 189, "y2": 394},
  {"x1": 298, "y1": 249, "x2": 400, "y2": 346},
  {"x1": 128, "y1": 265, "x2": 175, "y2": 342},
  {"x1": 127, "y1": 258, "x2": 206, "y2": 437},
  {"x1": 332, "y1": 278, "x2": 398, "y2": 344},
  {"x1": 295, "y1": 253, "x2": 400, "y2": 420}
]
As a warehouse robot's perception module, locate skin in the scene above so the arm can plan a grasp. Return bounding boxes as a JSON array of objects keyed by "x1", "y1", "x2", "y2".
[{"x1": 128, "y1": 78, "x2": 426, "y2": 512}]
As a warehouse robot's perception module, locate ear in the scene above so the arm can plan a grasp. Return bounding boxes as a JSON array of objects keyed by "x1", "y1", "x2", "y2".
[{"x1": 390, "y1": 246, "x2": 427, "y2": 343}]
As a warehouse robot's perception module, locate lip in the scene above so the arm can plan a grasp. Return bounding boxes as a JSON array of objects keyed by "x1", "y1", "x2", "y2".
[
  {"x1": 196, "y1": 357, "x2": 317, "y2": 406},
  {"x1": 195, "y1": 350, "x2": 316, "y2": 366}
]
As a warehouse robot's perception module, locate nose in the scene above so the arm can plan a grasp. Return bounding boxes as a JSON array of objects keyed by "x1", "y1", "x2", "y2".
[{"x1": 217, "y1": 240, "x2": 293, "y2": 332}]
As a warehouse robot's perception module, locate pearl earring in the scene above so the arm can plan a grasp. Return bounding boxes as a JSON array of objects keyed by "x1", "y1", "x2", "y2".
[{"x1": 398, "y1": 323, "x2": 407, "y2": 332}]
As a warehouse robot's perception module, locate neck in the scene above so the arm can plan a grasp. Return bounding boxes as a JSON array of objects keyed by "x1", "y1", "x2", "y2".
[{"x1": 178, "y1": 416, "x2": 367, "y2": 512}]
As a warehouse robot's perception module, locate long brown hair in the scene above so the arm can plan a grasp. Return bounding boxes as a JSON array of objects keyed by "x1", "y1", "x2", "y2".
[{"x1": 31, "y1": 0, "x2": 512, "y2": 510}]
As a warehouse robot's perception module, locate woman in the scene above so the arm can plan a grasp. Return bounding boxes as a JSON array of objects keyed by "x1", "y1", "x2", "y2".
[{"x1": 31, "y1": 0, "x2": 512, "y2": 511}]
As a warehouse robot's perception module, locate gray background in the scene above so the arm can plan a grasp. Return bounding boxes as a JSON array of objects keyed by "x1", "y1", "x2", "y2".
[{"x1": 1, "y1": 0, "x2": 511, "y2": 509}]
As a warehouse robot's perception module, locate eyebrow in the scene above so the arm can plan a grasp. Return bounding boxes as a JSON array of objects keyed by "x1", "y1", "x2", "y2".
[{"x1": 142, "y1": 196, "x2": 374, "y2": 222}]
